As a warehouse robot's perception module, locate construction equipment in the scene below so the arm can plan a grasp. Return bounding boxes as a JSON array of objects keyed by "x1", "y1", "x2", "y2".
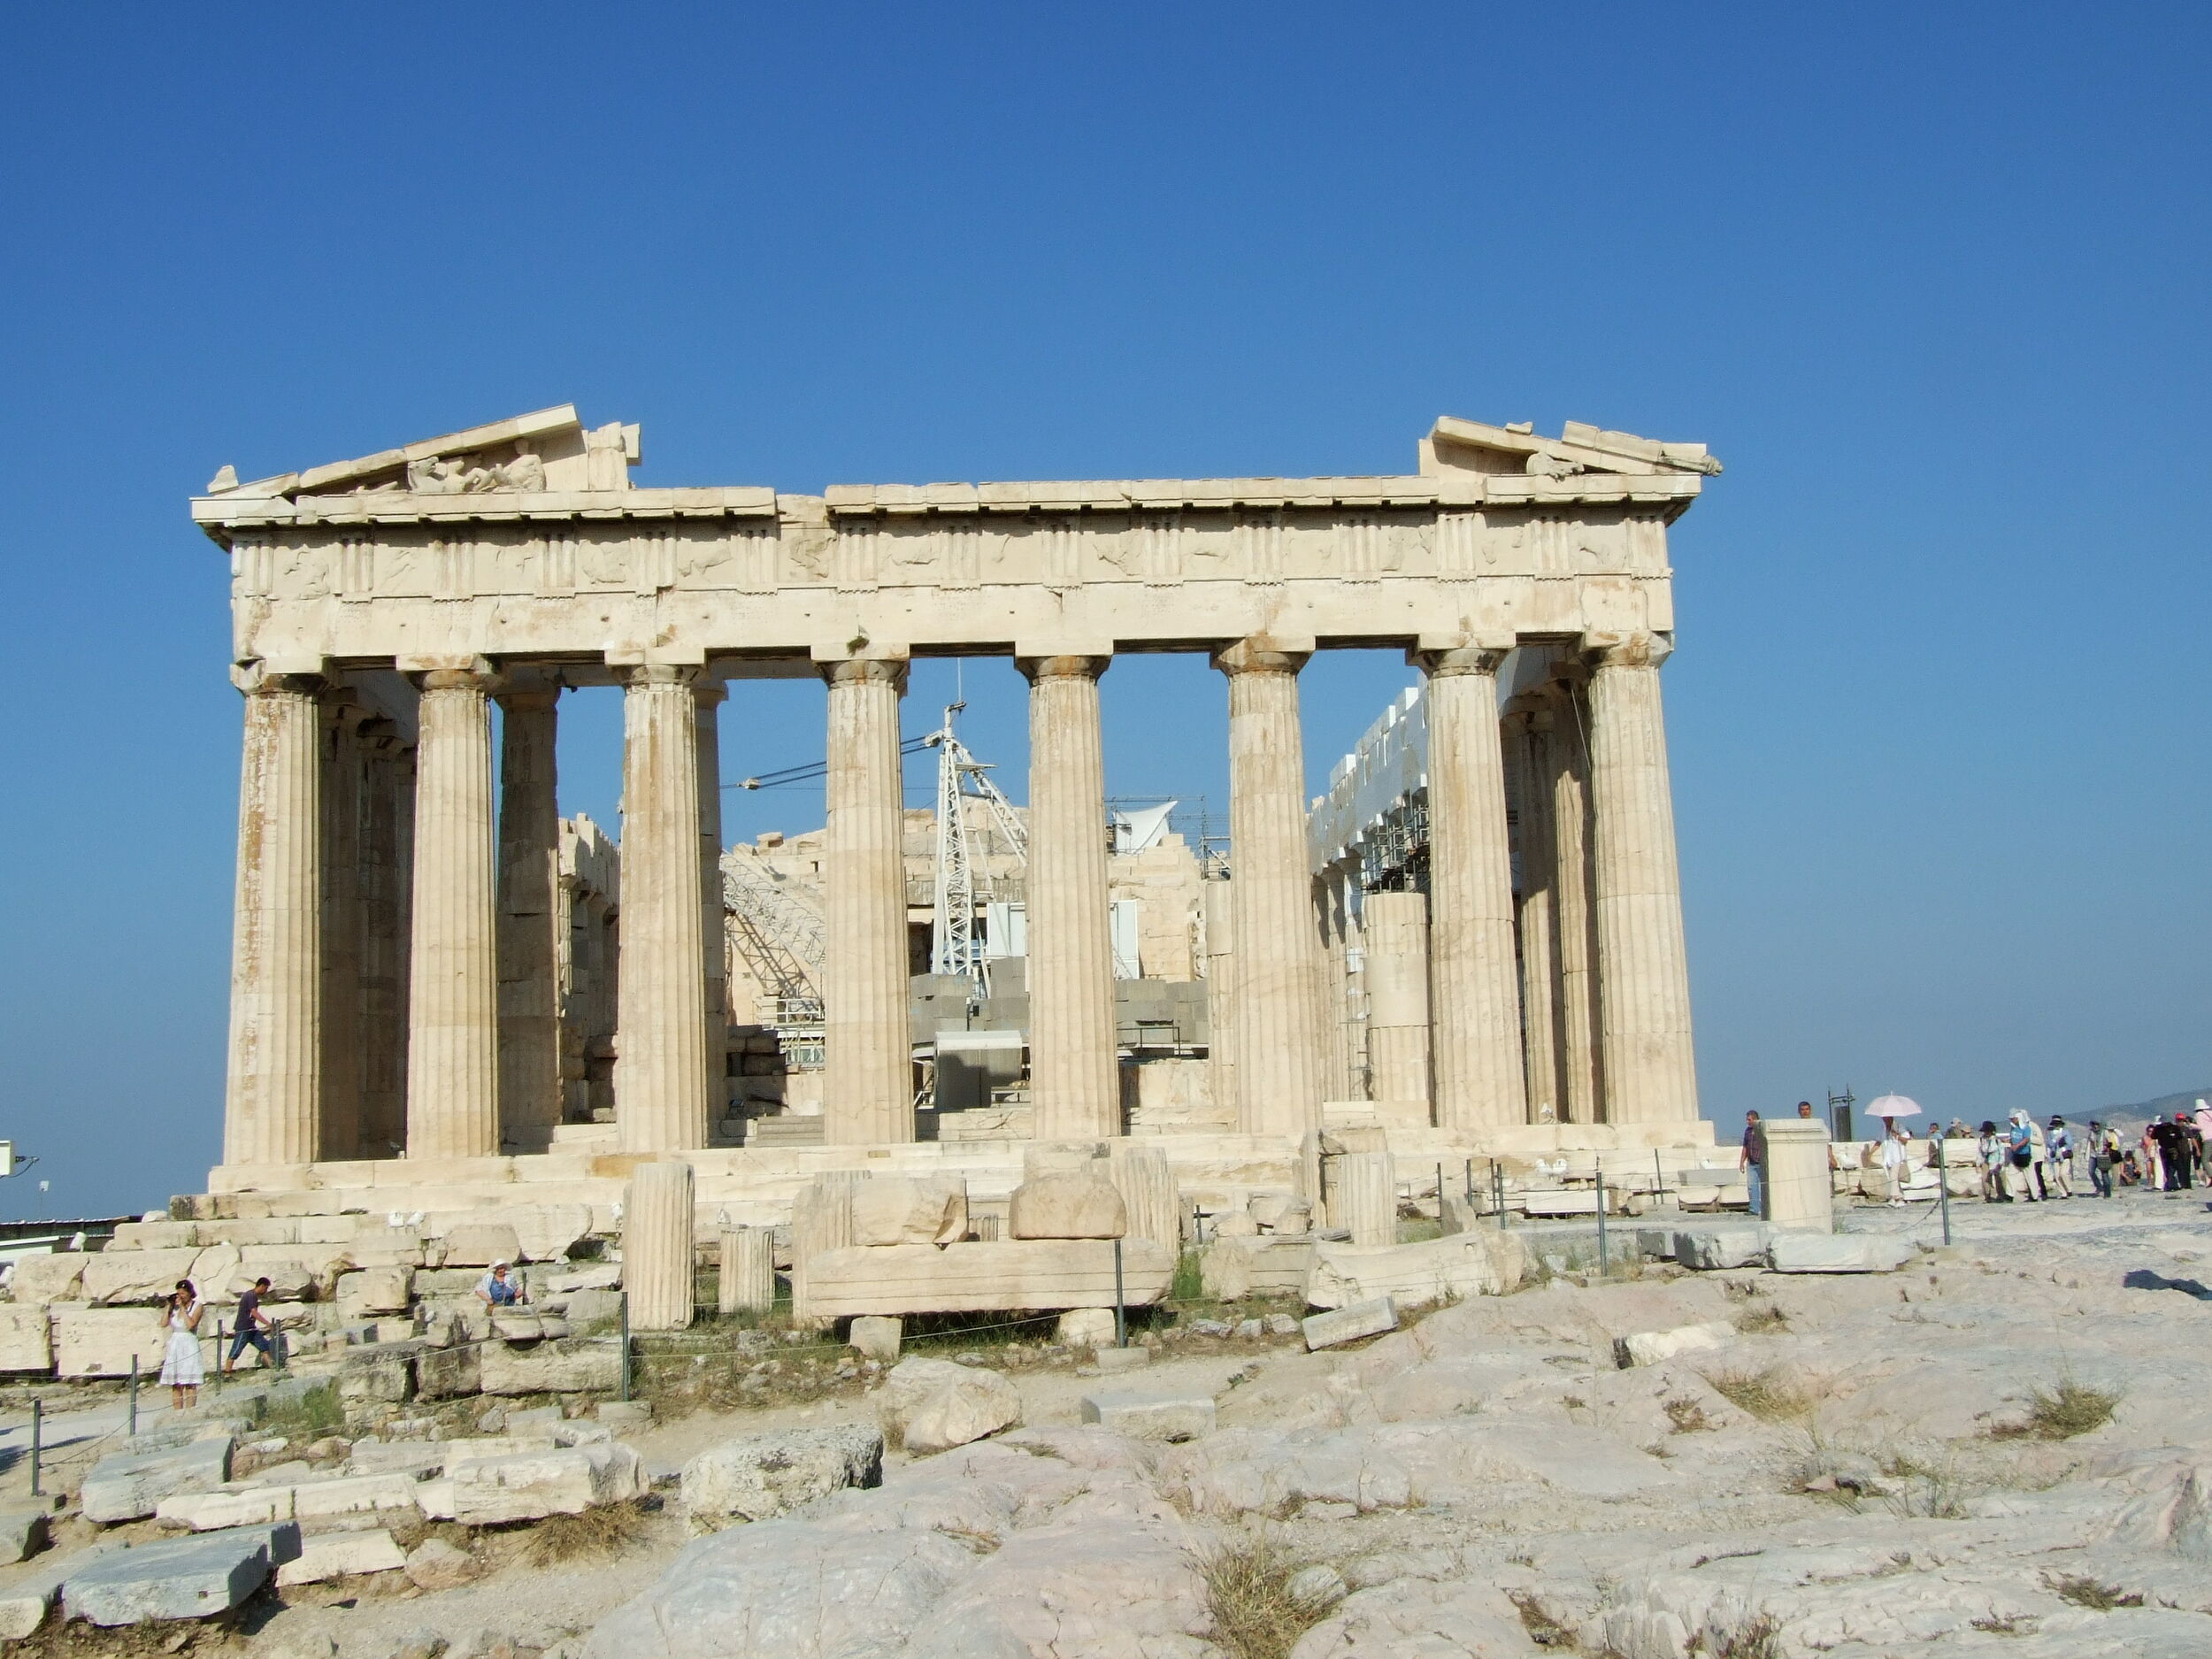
[
  {"x1": 720, "y1": 851, "x2": 826, "y2": 1065},
  {"x1": 923, "y1": 702, "x2": 1027, "y2": 988}
]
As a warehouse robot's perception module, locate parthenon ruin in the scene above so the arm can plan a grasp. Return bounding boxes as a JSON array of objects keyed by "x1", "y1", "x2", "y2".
[{"x1": 190, "y1": 404, "x2": 1720, "y2": 1219}]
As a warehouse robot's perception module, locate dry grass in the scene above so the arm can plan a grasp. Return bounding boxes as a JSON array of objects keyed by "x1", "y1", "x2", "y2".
[
  {"x1": 1197, "y1": 1528, "x2": 1329, "y2": 1659},
  {"x1": 1989, "y1": 1379, "x2": 2118, "y2": 1441},
  {"x1": 1733, "y1": 1303, "x2": 1790, "y2": 1335},
  {"x1": 1970, "y1": 1609, "x2": 2038, "y2": 1635},
  {"x1": 1508, "y1": 1590, "x2": 1580, "y2": 1647},
  {"x1": 523, "y1": 1498, "x2": 652, "y2": 1564},
  {"x1": 1708, "y1": 1367, "x2": 1811, "y2": 1423},
  {"x1": 1663, "y1": 1396, "x2": 1715, "y2": 1434},
  {"x1": 1709, "y1": 1612, "x2": 1783, "y2": 1659},
  {"x1": 2046, "y1": 1573, "x2": 2144, "y2": 1609}
]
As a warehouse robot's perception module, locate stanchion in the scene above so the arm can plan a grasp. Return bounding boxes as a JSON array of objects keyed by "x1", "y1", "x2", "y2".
[
  {"x1": 618, "y1": 1294, "x2": 632, "y2": 1403},
  {"x1": 1937, "y1": 1136, "x2": 1953, "y2": 1248},
  {"x1": 1596, "y1": 1166, "x2": 1609, "y2": 1275},
  {"x1": 127, "y1": 1356, "x2": 138, "y2": 1438},
  {"x1": 28, "y1": 1399, "x2": 41, "y2": 1498},
  {"x1": 1194, "y1": 1205, "x2": 1207, "y2": 1248},
  {"x1": 1654, "y1": 1149, "x2": 1666, "y2": 1206},
  {"x1": 1463, "y1": 1158, "x2": 1473, "y2": 1202},
  {"x1": 1434, "y1": 1162, "x2": 1446, "y2": 1222},
  {"x1": 1112, "y1": 1238, "x2": 1127, "y2": 1349}
]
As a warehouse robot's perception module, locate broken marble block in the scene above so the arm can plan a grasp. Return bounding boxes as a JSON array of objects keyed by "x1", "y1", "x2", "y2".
[
  {"x1": 1767, "y1": 1233, "x2": 1913, "y2": 1273},
  {"x1": 1007, "y1": 1173, "x2": 1128, "y2": 1240},
  {"x1": 64, "y1": 1523, "x2": 300, "y2": 1625},
  {"x1": 849, "y1": 1177, "x2": 969, "y2": 1247},
  {"x1": 1616, "y1": 1321, "x2": 1736, "y2": 1368},
  {"x1": 1303, "y1": 1230, "x2": 1525, "y2": 1311},
  {"x1": 1079, "y1": 1392, "x2": 1217, "y2": 1442},
  {"x1": 81, "y1": 1435, "x2": 234, "y2": 1524},
  {"x1": 417, "y1": 1442, "x2": 648, "y2": 1525},
  {"x1": 276, "y1": 1528, "x2": 408, "y2": 1586},
  {"x1": 1672, "y1": 1225, "x2": 1772, "y2": 1271},
  {"x1": 680, "y1": 1425, "x2": 885, "y2": 1527},
  {"x1": 1302, "y1": 1298, "x2": 1399, "y2": 1351},
  {"x1": 876, "y1": 1357, "x2": 1022, "y2": 1455}
]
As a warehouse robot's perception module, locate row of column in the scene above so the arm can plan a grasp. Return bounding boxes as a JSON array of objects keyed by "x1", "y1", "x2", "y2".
[{"x1": 224, "y1": 630, "x2": 1696, "y2": 1166}]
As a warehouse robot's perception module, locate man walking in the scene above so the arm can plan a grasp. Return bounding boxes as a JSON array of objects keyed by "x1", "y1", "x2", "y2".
[
  {"x1": 222, "y1": 1277, "x2": 278, "y2": 1375},
  {"x1": 2088, "y1": 1119, "x2": 2117, "y2": 1199},
  {"x1": 1740, "y1": 1110, "x2": 1766, "y2": 1216},
  {"x1": 2045, "y1": 1117, "x2": 2074, "y2": 1198}
]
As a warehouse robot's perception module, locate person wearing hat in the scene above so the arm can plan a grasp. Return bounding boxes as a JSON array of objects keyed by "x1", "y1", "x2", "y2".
[
  {"x1": 2045, "y1": 1117, "x2": 2074, "y2": 1198},
  {"x1": 2087, "y1": 1118, "x2": 2117, "y2": 1199},
  {"x1": 2004, "y1": 1110, "x2": 2038, "y2": 1202},
  {"x1": 474, "y1": 1261, "x2": 528, "y2": 1309}
]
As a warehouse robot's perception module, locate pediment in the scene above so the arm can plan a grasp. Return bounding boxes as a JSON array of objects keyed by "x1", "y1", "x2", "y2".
[
  {"x1": 1424, "y1": 416, "x2": 1721, "y2": 480},
  {"x1": 204, "y1": 405, "x2": 639, "y2": 502}
]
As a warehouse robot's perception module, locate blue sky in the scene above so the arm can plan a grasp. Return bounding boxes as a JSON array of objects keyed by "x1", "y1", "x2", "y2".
[{"x1": 2, "y1": 5, "x2": 2207, "y2": 1217}]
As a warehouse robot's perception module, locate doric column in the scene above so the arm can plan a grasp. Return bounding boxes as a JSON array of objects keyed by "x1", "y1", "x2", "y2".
[
  {"x1": 495, "y1": 685, "x2": 563, "y2": 1147},
  {"x1": 1546, "y1": 676, "x2": 1603, "y2": 1123},
  {"x1": 1020, "y1": 655, "x2": 1118, "y2": 1141},
  {"x1": 1213, "y1": 638, "x2": 1323, "y2": 1140},
  {"x1": 615, "y1": 664, "x2": 710, "y2": 1154},
  {"x1": 695, "y1": 680, "x2": 729, "y2": 1128},
  {"x1": 1202, "y1": 880, "x2": 1237, "y2": 1124},
  {"x1": 1507, "y1": 703, "x2": 1564, "y2": 1124},
  {"x1": 224, "y1": 669, "x2": 325, "y2": 1166},
  {"x1": 1314, "y1": 863, "x2": 1356, "y2": 1103},
  {"x1": 404, "y1": 666, "x2": 500, "y2": 1160},
  {"x1": 1586, "y1": 632, "x2": 1699, "y2": 1122},
  {"x1": 1416, "y1": 647, "x2": 1528, "y2": 1133},
  {"x1": 319, "y1": 697, "x2": 369, "y2": 1158},
  {"x1": 1361, "y1": 888, "x2": 1432, "y2": 1119},
  {"x1": 820, "y1": 657, "x2": 912, "y2": 1144},
  {"x1": 357, "y1": 722, "x2": 412, "y2": 1156}
]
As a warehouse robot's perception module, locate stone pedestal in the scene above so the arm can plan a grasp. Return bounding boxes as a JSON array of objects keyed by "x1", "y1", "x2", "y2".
[
  {"x1": 1214, "y1": 640, "x2": 1323, "y2": 1140},
  {"x1": 616, "y1": 666, "x2": 710, "y2": 1155},
  {"x1": 495, "y1": 687, "x2": 562, "y2": 1147},
  {"x1": 821, "y1": 659, "x2": 912, "y2": 1145},
  {"x1": 1586, "y1": 634, "x2": 1699, "y2": 1124},
  {"x1": 1758, "y1": 1119, "x2": 1833, "y2": 1233},
  {"x1": 1331, "y1": 1150, "x2": 1397, "y2": 1247},
  {"x1": 718, "y1": 1225, "x2": 774, "y2": 1315},
  {"x1": 623, "y1": 1160, "x2": 695, "y2": 1332},
  {"x1": 1546, "y1": 678, "x2": 1602, "y2": 1125},
  {"x1": 225, "y1": 672, "x2": 325, "y2": 1167},
  {"x1": 1022, "y1": 657, "x2": 1118, "y2": 1140},
  {"x1": 404, "y1": 669, "x2": 499, "y2": 1161},
  {"x1": 1418, "y1": 649, "x2": 1527, "y2": 1133},
  {"x1": 1360, "y1": 890, "x2": 1431, "y2": 1124}
]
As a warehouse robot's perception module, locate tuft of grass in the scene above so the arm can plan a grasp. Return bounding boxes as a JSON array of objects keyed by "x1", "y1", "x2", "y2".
[
  {"x1": 2046, "y1": 1573, "x2": 2143, "y2": 1610},
  {"x1": 1970, "y1": 1609, "x2": 2038, "y2": 1635},
  {"x1": 1734, "y1": 1303, "x2": 1789, "y2": 1335},
  {"x1": 524, "y1": 1499, "x2": 651, "y2": 1564},
  {"x1": 1709, "y1": 1611, "x2": 1783, "y2": 1659},
  {"x1": 1196, "y1": 1528, "x2": 1329, "y2": 1659},
  {"x1": 1990, "y1": 1379, "x2": 2117, "y2": 1441},
  {"x1": 1171, "y1": 1249, "x2": 1205, "y2": 1304},
  {"x1": 1664, "y1": 1397, "x2": 1715, "y2": 1433},
  {"x1": 258, "y1": 1380, "x2": 345, "y2": 1440},
  {"x1": 1884, "y1": 1455, "x2": 1971, "y2": 1520},
  {"x1": 1708, "y1": 1368, "x2": 1811, "y2": 1423},
  {"x1": 1508, "y1": 1590, "x2": 1578, "y2": 1647}
]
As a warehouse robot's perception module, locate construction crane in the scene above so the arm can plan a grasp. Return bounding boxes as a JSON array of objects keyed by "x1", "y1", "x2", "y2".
[
  {"x1": 923, "y1": 702, "x2": 1026, "y2": 988},
  {"x1": 720, "y1": 852, "x2": 826, "y2": 1067}
]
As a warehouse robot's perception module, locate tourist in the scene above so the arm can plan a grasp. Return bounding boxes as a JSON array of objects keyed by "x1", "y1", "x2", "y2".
[
  {"x1": 2027, "y1": 1114, "x2": 2051, "y2": 1200},
  {"x1": 1879, "y1": 1121, "x2": 1910, "y2": 1205},
  {"x1": 155, "y1": 1280, "x2": 204, "y2": 1410},
  {"x1": 2194, "y1": 1099, "x2": 2212, "y2": 1148},
  {"x1": 2088, "y1": 1119, "x2": 2117, "y2": 1199},
  {"x1": 2165, "y1": 1114, "x2": 2200, "y2": 1190},
  {"x1": 475, "y1": 1262, "x2": 528, "y2": 1309},
  {"x1": 2005, "y1": 1111, "x2": 2038, "y2": 1202},
  {"x1": 2142, "y1": 1120, "x2": 2166, "y2": 1190},
  {"x1": 1978, "y1": 1121, "x2": 2005, "y2": 1202},
  {"x1": 1739, "y1": 1111, "x2": 1765, "y2": 1214},
  {"x1": 222, "y1": 1276, "x2": 277, "y2": 1375},
  {"x1": 2045, "y1": 1117, "x2": 2074, "y2": 1198}
]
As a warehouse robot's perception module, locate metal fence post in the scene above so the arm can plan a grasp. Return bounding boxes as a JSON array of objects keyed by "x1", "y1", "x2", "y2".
[
  {"x1": 1937, "y1": 1135, "x2": 1953, "y2": 1248},
  {"x1": 1596, "y1": 1166, "x2": 1609, "y2": 1275},
  {"x1": 618, "y1": 1293, "x2": 632, "y2": 1403},
  {"x1": 28, "y1": 1399, "x2": 41, "y2": 1498},
  {"x1": 1112, "y1": 1238, "x2": 1127, "y2": 1349},
  {"x1": 127, "y1": 1356, "x2": 138, "y2": 1438}
]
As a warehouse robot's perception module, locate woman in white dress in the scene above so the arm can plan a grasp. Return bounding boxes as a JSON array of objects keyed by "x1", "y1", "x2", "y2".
[{"x1": 155, "y1": 1280, "x2": 204, "y2": 1409}]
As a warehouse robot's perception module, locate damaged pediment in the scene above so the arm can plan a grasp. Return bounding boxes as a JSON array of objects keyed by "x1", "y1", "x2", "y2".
[
  {"x1": 1423, "y1": 416, "x2": 1721, "y2": 480},
  {"x1": 204, "y1": 404, "x2": 639, "y2": 503}
]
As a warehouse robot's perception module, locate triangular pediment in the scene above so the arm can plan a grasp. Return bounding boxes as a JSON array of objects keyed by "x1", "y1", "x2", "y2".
[
  {"x1": 1424, "y1": 416, "x2": 1720, "y2": 480},
  {"x1": 204, "y1": 404, "x2": 640, "y2": 501}
]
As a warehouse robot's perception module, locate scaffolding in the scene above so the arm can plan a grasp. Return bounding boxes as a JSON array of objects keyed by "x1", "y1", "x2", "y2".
[
  {"x1": 923, "y1": 701, "x2": 1027, "y2": 988},
  {"x1": 719, "y1": 851, "x2": 826, "y2": 1067}
]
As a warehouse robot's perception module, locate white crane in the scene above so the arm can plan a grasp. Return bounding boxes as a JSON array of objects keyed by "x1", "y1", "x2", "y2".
[{"x1": 923, "y1": 702, "x2": 1025, "y2": 988}]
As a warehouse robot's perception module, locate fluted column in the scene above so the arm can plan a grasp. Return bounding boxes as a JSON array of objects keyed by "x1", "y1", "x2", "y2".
[
  {"x1": 319, "y1": 697, "x2": 369, "y2": 1158},
  {"x1": 1546, "y1": 676, "x2": 1603, "y2": 1123},
  {"x1": 1213, "y1": 639, "x2": 1323, "y2": 1140},
  {"x1": 1202, "y1": 880, "x2": 1237, "y2": 1124},
  {"x1": 1361, "y1": 888, "x2": 1432, "y2": 1119},
  {"x1": 1586, "y1": 633, "x2": 1699, "y2": 1123},
  {"x1": 821, "y1": 657, "x2": 912, "y2": 1144},
  {"x1": 495, "y1": 686, "x2": 563, "y2": 1147},
  {"x1": 616, "y1": 665, "x2": 710, "y2": 1154},
  {"x1": 224, "y1": 670, "x2": 325, "y2": 1166},
  {"x1": 404, "y1": 667, "x2": 500, "y2": 1160},
  {"x1": 1417, "y1": 648, "x2": 1528, "y2": 1133},
  {"x1": 1021, "y1": 655, "x2": 1118, "y2": 1140},
  {"x1": 695, "y1": 681, "x2": 729, "y2": 1127},
  {"x1": 358, "y1": 723, "x2": 411, "y2": 1156},
  {"x1": 1508, "y1": 704, "x2": 1564, "y2": 1124}
]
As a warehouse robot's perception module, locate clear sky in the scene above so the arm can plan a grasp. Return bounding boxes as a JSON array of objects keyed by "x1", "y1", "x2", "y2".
[{"x1": 3, "y1": 5, "x2": 2207, "y2": 1217}]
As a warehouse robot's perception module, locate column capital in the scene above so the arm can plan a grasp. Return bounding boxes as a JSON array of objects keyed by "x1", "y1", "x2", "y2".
[
  {"x1": 617, "y1": 662, "x2": 703, "y2": 690},
  {"x1": 693, "y1": 679, "x2": 728, "y2": 709},
  {"x1": 1017, "y1": 654, "x2": 1111, "y2": 683},
  {"x1": 1583, "y1": 630, "x2": 1674, "y2": 670},
  {"x1": 818, "y1": 657, "x2": 910, "y2": 691},
  {"x1": 1212, "y1": 636, "x2": 1310, "y2": 677},
  {"x1": 1413, "y1": 646, "x2": 1510, "y2": 679},
  {"x1": 231, "y1": 663, "x2": 326, "y2": 698}
]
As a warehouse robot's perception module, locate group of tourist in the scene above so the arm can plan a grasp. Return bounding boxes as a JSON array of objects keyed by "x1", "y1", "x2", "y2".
[{"x1": 1737, "y1": 1098, "x2": 2212, "y2": 1212}]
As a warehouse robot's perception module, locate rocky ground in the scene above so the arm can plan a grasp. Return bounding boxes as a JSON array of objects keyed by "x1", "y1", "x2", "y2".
[{"x1": 5, "y1": 1186, "x2": 2209, "y2": 1658}]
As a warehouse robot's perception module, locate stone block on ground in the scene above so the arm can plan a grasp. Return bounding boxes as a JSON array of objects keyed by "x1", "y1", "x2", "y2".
[
  {"x1": 0, "y1": 1509, "x2": 48, "y2": 1564},
  {"x1": 1248, "y1": 1192, "x2": 1313, "y2": 1233},
  {"x1": 802, "y1": 1238, "x2": 1172, "y2": 1317},
  {"x1": 850, "y1": 1177, "x2": 969, "y2": 1247},
  {"x1": 1056, "y1": 1307, "x2": 1116, "y2": 1348},
  {"x1": 416, "y1": 1443, "x2": 648, "y2": 1525},
  {"x1": 479, "y1": 1335, "x2": 622, "y2": 1395},
  {"x1": 849, "y1": 1315, "x2": 902, "y2": 1362},
  {"x1": 403, "y1": 1536, "x2": 479, "y2": 1591},
  {"x1": 276, "y1": 1528, "x2": 406, "y2": 1586},
  {"x1": 680, "y1": 1425, "x2": 885, "y2": 1526},
  {"x1": 1079, "y1": 1391, "x2": 1217, "y2": 1442},
  {"x1": 1303, "y1": 1229, "x2": 1525, "y2": 1311},
  {"x1": 156, "y1": 1486, "x2": 293, "y2": 1531},
  {"x1": 81, "y1": 1435, "x2": 234, "y2": 1523},
  {"x1": 1093, "y1": 1346, "x2": 1150, "y2": 1372},
  {"x1": 6, "y1": 1253, "x2": 85, "y2": 1304},
  {"x1": 1200, "y1": 1239, "x2": 1256, "y2": 1302},
  {"x1": 1672, "y1": 1225, "x2": 1772, "y2": 1271},
  {"x1": 562, "y1": 1286, "x2": 625, "y2": 1330},
  {"x1": 1767, "y1": 1232, "x2": 1913, "y2": 1273},
  {"x1": 50, "y1": 1305, "x2": 187, "y2": 1379},
  {"x1": 346, "y1": 1442, "x2": 450, "y2": 1479},
  {"x1": 1302, "y1": 1298, "x2": 1399, "y2": 1351},
  {"x1": 439, "y1": 1222, "x2": 522, "y2": 1268},
  {"x1": 1007, "y1": 1173, "x2": 1127, "y2": 1240},
  {"x1": 1617, "y1": 1321, "x2": 1737, "y2": 1368},
  {"x1": 64, "y1": 1522, "x2": 301, "y2": 1625},
  {"x1": 0, "y1": 1543, "x2": 120, "y2": 1640},
  {"x1": 0, "y1": 1307, "x2": 52, "y2": 1372},
  {"x1": 597, "y1": 1400, "x2": 652, "y2": 1427},
  {"x1": 876, "y1": 1356, "x2": 1022, "y2": 1454}
]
